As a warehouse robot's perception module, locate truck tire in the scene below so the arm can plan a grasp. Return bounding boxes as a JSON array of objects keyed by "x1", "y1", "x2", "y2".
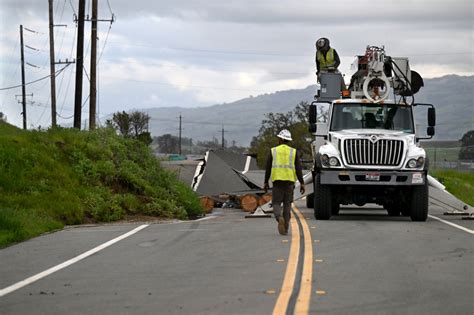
[
  {"x1": 306, "y1": 193, "x2": 314, "y2": 208},
  {"x1": 332, "y1": 203, "x2": 340, "y2": 215},
  {"x1": 410, "y1": 182, "x2": 428, "y2": 222},
  {"x1": 314, "y1": 174, "x2": 332, "y2": 220}
]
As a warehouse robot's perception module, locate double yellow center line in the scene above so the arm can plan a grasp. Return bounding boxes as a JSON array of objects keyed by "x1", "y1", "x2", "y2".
[{"x1": 273, "y1": 205, "x2": 313, "y2": 315}]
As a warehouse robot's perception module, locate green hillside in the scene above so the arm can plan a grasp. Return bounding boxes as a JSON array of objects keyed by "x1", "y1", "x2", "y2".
[{"x1": 0, "y1": 122, "x2": 203, "y2": 247}]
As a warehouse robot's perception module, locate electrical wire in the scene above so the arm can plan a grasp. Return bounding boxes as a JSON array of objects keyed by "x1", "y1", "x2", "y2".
[
  {"x1": 106, "y1": 0, "x2": 114, "y2": 15},
  {"x1": 0, "y1": 35, "x2": 20, "y2": 87},
  {"x1": 97, "y1": 23, "x2": 112, "y2": 63},
  {"x1": 0, "y1": 64, "x2": 71, "y2": 91},
  {"x1": 99, "y1": 75, "x2": 272, "y2": 93},
  {"x1": 86, "y1": 0, "x2": 91, "y2": 19},
  {"x1": 106, "y1": 40, "x2": 474, "y2": 59},
  {"x1": 58, "y1": 24, "x2": 77, "y2": 116},
  {"x1": 103, "y1": 57, "x2": 309, "y2": 76},
  {"x1": 148, "y1": 117, "x2": 260, "y2": 127},
  {"x1": 55, "y1": 0, "x2": 68, "y2": 59},
  {"x1": 68, "y1": 0, "x2": 76, "y2": 15},
  {"x1": 57, "y1": 112, "x2": 74, "y2": 119}
]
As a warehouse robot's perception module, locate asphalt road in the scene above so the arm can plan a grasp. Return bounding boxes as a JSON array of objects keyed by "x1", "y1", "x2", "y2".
[{"x1": 1, "y1": 201, "x2": 473, "y2": 314}]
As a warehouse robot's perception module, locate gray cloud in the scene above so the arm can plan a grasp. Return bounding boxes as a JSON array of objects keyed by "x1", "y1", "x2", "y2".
[{"x1": 1, "y1": 0, "x2": 472, "y2": 130}]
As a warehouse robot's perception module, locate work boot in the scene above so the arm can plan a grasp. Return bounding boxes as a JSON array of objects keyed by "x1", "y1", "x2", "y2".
[
  {"x1": 278, "y1": 217, "x2": 286, "y2": 235},
  {"x1": 284, "y1": 220, "x2": 289, "y2": 234}
]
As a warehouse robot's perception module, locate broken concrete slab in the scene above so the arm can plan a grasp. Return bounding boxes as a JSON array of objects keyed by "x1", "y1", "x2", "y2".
[{"x1": 191, "y1": 151, "x2": 256, "y2": 196}]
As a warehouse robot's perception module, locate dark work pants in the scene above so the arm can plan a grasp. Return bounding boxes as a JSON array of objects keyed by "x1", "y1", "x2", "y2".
[{"x1": 272, "y1": 180, "x2": 295, "y2": 224}]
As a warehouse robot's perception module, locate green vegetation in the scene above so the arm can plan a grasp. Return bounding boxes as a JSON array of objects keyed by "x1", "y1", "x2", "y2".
[
  {"x1": 459, "y1": 130, "x2": 474, "y2": 160},
  {"x1": 249, "y1": 101, "x2": 312, "y2": 168},
  {"x1": 0, "y1": 122, "x2": 203, "y2": 248},
  {"x1": 425, "y1": 147, "x2": 461, "y2": 163},
  {"x1": 430, "y1": 170, "x2": 474, "y2": 206}
]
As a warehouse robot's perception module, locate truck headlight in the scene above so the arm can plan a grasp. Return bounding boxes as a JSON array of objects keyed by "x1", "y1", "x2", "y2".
[
  {"x1": 406, "y1": 157, "x2": 424, "y2": 169},
  {"x1": 321, "y1": 154, "x2": 340, "y2": 167},
  {"x1": 329, "y1": 157, "x2": 340, "y2": 166}
]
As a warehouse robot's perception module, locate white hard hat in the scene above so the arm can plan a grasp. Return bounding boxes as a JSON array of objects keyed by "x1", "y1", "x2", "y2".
[
  {"x1": 277, "y1": 129, "x2": 292, "y2": 141},
  {"x1": 316, "y1": 38, "x2": 326, "y2": 49}
]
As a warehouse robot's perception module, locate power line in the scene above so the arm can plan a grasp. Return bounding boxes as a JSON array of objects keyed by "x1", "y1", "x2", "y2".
[
  {"x1": 106, "y1": 0, "x2": 114, "y2": 16},
  {"x1": 106, "y1": 40, "x2": 474, "y2": 58},
  {"x1": 148, "y1": 117, "x2": 259, "y2": 127},
  {"x1": 103, "y1": 57, "x2": 309, "y2": 76},
  {"x1": 0, "y1": 64, "x2": 71, "y2": 91},
  {"x1": 99, "y1": 75, "x2": 273, "y2": 92},
  {"x1": 58, "y1": 20, "x2": 77, "y2": 116},
  {"x1": 68, "y1": 0, "x2": 77, "y2": 16},
  {"x1": 97, "y1": 23, "x2": 112, "y2": 63}
]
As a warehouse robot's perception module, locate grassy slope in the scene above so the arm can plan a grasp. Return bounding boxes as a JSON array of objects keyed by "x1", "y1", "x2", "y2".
[
  {"x1": 430, "y1": 170, "x2": 474, "y2": 206},
  {"x1": 0, "y1": 122, "x2": 203, "y2": 247}
]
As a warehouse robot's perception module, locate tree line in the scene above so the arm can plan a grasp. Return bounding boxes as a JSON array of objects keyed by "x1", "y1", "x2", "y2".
[{"x1": 72, "y1": 107, "x2": 474, "y2": 162}]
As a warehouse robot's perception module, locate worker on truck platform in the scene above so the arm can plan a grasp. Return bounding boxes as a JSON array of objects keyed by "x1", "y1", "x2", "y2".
[
  {"x1": 264, "y1": 129, "x2": 305, "y2": 235},
  {"x1": 315, "y1": 37, "x2": 341, "y2": 81}
]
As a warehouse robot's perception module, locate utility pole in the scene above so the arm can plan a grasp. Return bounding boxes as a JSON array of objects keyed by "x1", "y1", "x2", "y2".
[
  {"x1": 48, "y1": 0, "x2": 57, "y2": 127},
  {"x1": 221, "y1": 125, "x2": 224, "y2": 149},
  {"x1": 178, "y1": 113, "x2": 182, "y2": 155},
  {"x1": 20, "y1": 25, "x2": 27, "y2": 130},
  {"x1": 73, "y1": 0, "x2": 85, "y2": 129},
  {"x1": 89, "y1": 0, "x2": 97, "y2": 130},
  {"x1": 146, "y1": 111, "x2": 149, "y2": 132}
]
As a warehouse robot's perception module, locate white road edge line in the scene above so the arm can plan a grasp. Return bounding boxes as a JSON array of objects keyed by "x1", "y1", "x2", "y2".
[
  {"x1": 428, "y1": 215, "x2": 474, "y2": 235},
  {"x1": 0, "y1": 224, "x2": 149, "y2": 297}
]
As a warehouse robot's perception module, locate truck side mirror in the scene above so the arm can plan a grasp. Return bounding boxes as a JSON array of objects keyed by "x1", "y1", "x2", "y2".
[
  {"x1": 309, "y1": 123, "x2": 317, "y2": 133},
  {"x1": 427, "y1": 126, "x2": 435, "y2": 136},
  {"x1": 309, "y1": 104, "x2": 317, "y2": 124},
  {"x1": 428, "y1": 108, "x2": 436, "y2": 127}
]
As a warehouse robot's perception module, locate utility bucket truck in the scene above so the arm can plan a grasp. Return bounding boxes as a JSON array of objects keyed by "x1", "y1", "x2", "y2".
[{"x1": 308, "y1": 46, "x2": 436, "y2": 221}]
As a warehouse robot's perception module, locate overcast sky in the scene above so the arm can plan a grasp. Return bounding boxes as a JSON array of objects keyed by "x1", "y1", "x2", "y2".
[{"x1": 0, "y1": 0, "x2": 473, "y2": 130}]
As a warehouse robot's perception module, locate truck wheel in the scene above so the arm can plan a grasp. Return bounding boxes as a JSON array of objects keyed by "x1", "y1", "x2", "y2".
[
  {"x1": 306, "y1": 193, "x2": 314, "y2": 208},
  {"x1": 314, "y1": 174, "x2": 332, "y2": 220},
  {"x1": 410, "y1": 183, "x2": 428, "y2": 222}
]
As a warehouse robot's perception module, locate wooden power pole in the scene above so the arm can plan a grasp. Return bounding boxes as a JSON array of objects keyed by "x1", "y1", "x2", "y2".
[
  {"x1": 48, "y1": 0, "x2": 57, "y2": 127},
  {"x1": 178, "y1": 114, "x2": 182, "y2": 155},
  {"x1": 20, "y1": 25, "x2": 27, "y2": 130},
  {"x1": 221, "y1": 125, "x2": 225, "y2": 149},
  {"x1": 89, "y1": 0, "x2": 97, "y2": 130},
  {"x1": 73, "y1": 0, "x2": 85, "y2": 129}
]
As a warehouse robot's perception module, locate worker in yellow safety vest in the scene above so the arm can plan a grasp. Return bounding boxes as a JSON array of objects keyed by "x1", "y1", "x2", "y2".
[
  {"x1": 264, "y1": 129, "x2": 305, "y2": 235},
  {"x1": 315, "y1": 37, "x2": 341, "y2": 82}
]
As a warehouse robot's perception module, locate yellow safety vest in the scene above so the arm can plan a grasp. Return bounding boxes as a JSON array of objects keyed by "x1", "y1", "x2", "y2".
[
  {"x1": 316, "y1": 48, "x2": 335, "y2": 70},
  {"x1": 271, "y1": 144, "x2": 297, "y2": 182}
]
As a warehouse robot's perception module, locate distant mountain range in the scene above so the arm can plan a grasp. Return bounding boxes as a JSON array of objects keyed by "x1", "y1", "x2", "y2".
[{"x1": 146, "y1": 75, "x2": 474, "y2": 146}]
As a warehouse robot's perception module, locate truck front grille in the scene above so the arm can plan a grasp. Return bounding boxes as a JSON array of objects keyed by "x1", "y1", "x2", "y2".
[{"x1": 343, "y1": 139, "x2": 404, "y2": 166}]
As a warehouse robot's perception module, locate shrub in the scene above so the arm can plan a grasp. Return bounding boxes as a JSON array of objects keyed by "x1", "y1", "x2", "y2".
[{"x1": 0, "y1": 122, "x2": 203, "y2": 247}]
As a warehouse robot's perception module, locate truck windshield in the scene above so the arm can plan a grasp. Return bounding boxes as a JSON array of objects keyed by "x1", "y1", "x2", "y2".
[{"x1": 330, "y1": 103, "x2": 414, "y2": 133}]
